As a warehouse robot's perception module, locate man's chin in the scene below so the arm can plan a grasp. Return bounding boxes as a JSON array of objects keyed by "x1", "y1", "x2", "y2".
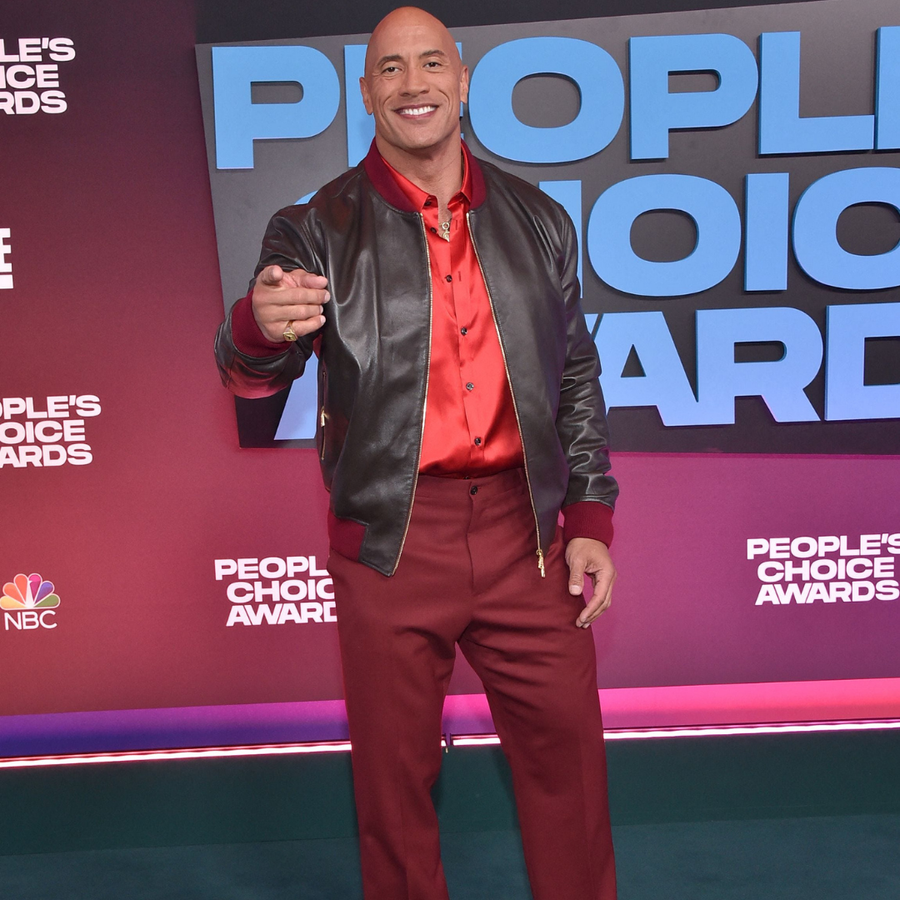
[{"x1": 381, "y1": 130, "x2": 459, "y2": 157}]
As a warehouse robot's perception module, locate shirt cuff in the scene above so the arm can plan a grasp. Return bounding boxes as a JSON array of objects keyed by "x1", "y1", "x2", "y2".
[
  {"x1": 230, "y1": 291, "x2": 289, "y2": 357},
  {"x1": 562, "y1": 500, "x2": 614, "y2": 548}
]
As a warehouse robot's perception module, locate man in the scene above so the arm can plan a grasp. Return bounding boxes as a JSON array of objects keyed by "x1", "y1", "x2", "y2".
[{"x1": 216, "y1": 8, "x2": 619, "y2": 899}]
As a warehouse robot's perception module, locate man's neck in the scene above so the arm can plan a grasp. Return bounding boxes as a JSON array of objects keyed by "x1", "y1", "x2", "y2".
[{"x1": 375, "y1": 135, "x2": 464, "y2": 210}]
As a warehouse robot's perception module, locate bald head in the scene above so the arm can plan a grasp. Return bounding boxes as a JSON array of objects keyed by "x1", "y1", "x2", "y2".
[{"x1": 364, "y1": 7, "x2": 460, "y2": 75}]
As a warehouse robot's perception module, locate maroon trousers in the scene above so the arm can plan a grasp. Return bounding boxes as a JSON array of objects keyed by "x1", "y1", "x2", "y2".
[{"x1": 328, "y1": 469, "x2": 616, "y2": 900}]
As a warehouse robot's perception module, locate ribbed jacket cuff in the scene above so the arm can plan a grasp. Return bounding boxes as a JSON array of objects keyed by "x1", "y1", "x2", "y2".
[
  {"x1": 562, "y1": 500, "x2": 614, "y2": 548},
  {"x1": 230, "y1": 291, "x2": 289, "y2": 357}
]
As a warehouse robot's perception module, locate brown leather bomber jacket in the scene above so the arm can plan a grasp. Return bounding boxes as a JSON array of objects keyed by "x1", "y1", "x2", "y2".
[{"x1": 215, "y1": 142, "x2": 618, "y2": 577}]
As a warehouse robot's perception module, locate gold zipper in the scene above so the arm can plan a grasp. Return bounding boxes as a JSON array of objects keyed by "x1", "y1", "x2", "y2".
[
  {"x1": 466, "y1": 211, "x2": 545, "y2": 577},
  {"x1": 318, "y1": 365, "x2": 328, "y2": 461},
  {"x1": 392, "y1": 213, "x2": 434, "y2": 575}
]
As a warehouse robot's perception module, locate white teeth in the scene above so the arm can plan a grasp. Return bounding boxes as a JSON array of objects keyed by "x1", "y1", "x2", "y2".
[{"x1": 399, "y1": 105, "x2": 436, "y2": 117}]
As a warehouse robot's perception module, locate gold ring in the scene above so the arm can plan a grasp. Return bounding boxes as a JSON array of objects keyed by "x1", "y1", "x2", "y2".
[{"x1": 283, "y1": 321, "x2": 298, "y2": 342}]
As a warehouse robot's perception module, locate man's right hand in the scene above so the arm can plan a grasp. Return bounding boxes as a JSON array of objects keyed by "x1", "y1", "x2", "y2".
[{"x1": 252, "y1": 265, "x2": 330, "y2": 343}]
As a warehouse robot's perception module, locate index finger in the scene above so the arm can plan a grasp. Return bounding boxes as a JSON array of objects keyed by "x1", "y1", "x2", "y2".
[
  {"x1": 576, "y1": 570, "x2": 615, "y2": 628},
  {"x1": 576, "y1": 587, "x2": 612, "y2": 628},
  {"x1": 258, "y1": 264, "x2": 285, "y2": 286}
]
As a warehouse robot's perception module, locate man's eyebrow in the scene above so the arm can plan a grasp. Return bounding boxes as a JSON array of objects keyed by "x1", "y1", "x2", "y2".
[
  {"x1": 373, "y1": 49, "x2": 449, "y2": 70},
  {"x1": 373, "y1": 53, "x2": 403, "y2": 69}
]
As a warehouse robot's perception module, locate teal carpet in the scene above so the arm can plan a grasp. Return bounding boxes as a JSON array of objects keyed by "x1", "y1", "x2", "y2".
[
  {"x1": 613, "y1": 814, "x2": 900, "y2": 899},
  {"x1": 1, "y1": 814, "x2": 898, "y2": 899},
  {"x1": 3, "y1": 733, "x2": 898, "y2": 897}
]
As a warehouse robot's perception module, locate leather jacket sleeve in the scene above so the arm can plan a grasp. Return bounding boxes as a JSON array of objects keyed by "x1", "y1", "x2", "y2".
[
  {"x1": 554, "y1": 208, "x2": 618, "y2": 522},
  {"x1": 214, "y1": 207, "x2": 323, "y2": 398}
]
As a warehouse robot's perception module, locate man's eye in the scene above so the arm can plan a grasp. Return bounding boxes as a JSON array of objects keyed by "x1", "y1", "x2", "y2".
[{"x1": 382, "y1": 65, "x2": 398, "y2": 74}]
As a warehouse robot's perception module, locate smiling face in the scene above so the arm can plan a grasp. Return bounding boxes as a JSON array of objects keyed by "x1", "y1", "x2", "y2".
[{"x1": 360, "y1": 8, "x2": 468, "y2": 168}]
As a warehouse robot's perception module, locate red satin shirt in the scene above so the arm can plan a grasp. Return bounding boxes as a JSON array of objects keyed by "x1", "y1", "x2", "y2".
[{"x1": 383, "y1": 154, "x2": 524, "y2": 476}]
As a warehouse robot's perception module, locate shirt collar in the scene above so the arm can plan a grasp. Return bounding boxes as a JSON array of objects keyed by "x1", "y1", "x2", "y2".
[
  {"x1": 379, "y1": 147, "x2": 472, "y2": 211},
  {"x1": 363, "y1": 139, "x2": 486, "y2": 211}
]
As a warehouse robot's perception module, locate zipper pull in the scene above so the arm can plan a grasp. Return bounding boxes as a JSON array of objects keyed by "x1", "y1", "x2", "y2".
[
  {"x1": 536, "y1": 549, "x2": 545, "y2": 578},
  {"x1": 320, "y1": 408, "x2": 326, "y2": 427}
]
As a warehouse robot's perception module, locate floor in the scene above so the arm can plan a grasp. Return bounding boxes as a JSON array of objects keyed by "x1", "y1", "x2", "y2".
[{"x1": 1, "y1": 813, "x2": 898, "y2": 899}]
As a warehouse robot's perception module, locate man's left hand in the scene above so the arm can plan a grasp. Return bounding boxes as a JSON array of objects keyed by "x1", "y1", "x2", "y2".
[{"x1": 565, "y1": 538, "x2": 617, "y2": 628}]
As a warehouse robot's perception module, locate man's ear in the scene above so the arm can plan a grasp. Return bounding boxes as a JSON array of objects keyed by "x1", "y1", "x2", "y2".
[
  {"x1": 459, "y1": 65, "x2": 469, "y2": 105},
  {"x1": 360, "y1": 76, "x2": 373, "y2": 115}
]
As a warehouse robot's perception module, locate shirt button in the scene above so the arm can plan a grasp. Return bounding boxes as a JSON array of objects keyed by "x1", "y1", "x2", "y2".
[
  {"x1": 445, "y1": 275, "x2": 452, "y2": 282},
  {"x1": 424, "y1": 199, "x2": 433, "y2": 207},
  {"x1": 430, "y1": 227, "x2": 437, "y2": 234},
  {"x1": 466, "y1": 382, "x2": 474, "y2": 391},
  {"x1": 474, "y1": 437, "x2": 482, "y2": 446},
  {"x1": 460, "y1": 327, "x2": 468, "y2": 335},
  {"x1": 470, "y1": 485, "x2": 478, "y2": 496}
]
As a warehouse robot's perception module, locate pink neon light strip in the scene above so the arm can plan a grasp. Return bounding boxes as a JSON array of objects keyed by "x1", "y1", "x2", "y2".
[
  {"x1": 441, "y1": 677, "x2": 900, "y2": 735},
  {"x1": 2, "y1": 679, "x2": 898, "y2": 769},
  {"x1": 597, "y1": 677, "x2": 900, "y2": 729},
  {"x1": 2, "y1": 720, "x2": 899, "y2": 770},
  {"x1": 0, "y1": 741, "x2": 352, "y2": 770},
  {"x1": 451, "y1": 719, "x2": 900, "y2": 746}
]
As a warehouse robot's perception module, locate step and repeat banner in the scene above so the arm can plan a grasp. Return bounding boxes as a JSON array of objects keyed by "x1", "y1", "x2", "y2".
[{"x1": 2, "y1": 0, "x2": 899, "y2": 757}]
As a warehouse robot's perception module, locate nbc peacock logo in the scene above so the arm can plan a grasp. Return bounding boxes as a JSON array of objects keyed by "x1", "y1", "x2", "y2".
[{"x1": 2, "y1": 573, "x2": 60, "y2": 630}]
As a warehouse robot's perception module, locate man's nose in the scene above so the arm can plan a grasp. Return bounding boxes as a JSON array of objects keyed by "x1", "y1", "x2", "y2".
[{"x1": 400, "y1": 68, "x2": 427, "y2": 95}]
